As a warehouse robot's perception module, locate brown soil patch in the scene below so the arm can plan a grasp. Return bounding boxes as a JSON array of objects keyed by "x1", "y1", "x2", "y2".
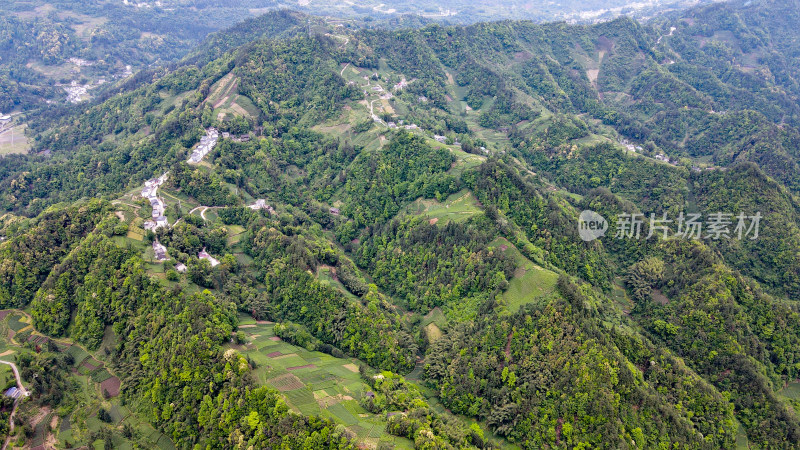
[
  {"x1": 499, "y1": 244, "x2": 508, "y2": 251},
  {"x1": 587, "y1": 69, "x2": 600, "y2": 86},
  {"x1": 29, "y1": 407, "x2": 50, "y2": 431},
  {"x1": 0, "y1": 311, "x2": 9, "y2": 320},
  {"x1": 257, "y1": 320, "x2": 273, "y2": 325},
  {"x1": 287, "y1": 364, "x2": 316, "y2": 371},
  {"x1": 45, "y1": 415, "x2": 59, "y2": 448},
  {"x1": 513, "y1": 51, "x2": 533, "y2": 61},
  {"x1": 266, "y1": 351, "x2": 283, "y2": 358},
  {"x1": 429, "y1": 218, "x2": 439, "y2": 225},
  {"x1": 268, "y1": 373, "x2": 305, "y2": 391},
  {"x1": 239, "y1": 324, "x2": 256, "y2": 328},
  {"x1": 100, "y1": 376, "x2": 121, "y2": 397},
  {"x1": 0, "y1": 350, "x2": 14, "y2": 357},
  {"x1": 269, "y1": 336, "x2": 282, "y2": 341},
  {"x1": 317, "y1": 394, "x2": 355, "y2": 408},
  {"x1": 424, "y1": 323, "x2": 443, "y2": 343},
  {"x1": 652, "y1": 289, "x2": 670, "y2": 305},
  {"x1": 342, "y1": 363, "x2": 359, "y2": 373},
  {"x1": 81, "y1": 360, "x2": 98, "y2": 371}
]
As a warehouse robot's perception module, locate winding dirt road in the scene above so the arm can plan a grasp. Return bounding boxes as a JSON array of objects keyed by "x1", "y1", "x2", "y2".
[{"x1": 0, "y1": 359, "x2": 28, "y2": 450}]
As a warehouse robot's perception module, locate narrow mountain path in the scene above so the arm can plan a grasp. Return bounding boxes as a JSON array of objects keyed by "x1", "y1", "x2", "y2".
[{"x1": 0, "y1": 359, "x2": 29, "y2": 450}]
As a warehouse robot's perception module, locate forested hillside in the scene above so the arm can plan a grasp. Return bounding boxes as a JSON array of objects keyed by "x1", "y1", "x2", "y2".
[{"x1": 1, "y1": 1, "x2": 800, "y2": 448}]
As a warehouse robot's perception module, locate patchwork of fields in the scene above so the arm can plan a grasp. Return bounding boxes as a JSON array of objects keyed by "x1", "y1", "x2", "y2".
[
  {"x1": 234, "y1": 315, "x2": 415, "y2": 449},
  {"x1": 0, "y1": 310, "x2": 174, "y2": 449}
]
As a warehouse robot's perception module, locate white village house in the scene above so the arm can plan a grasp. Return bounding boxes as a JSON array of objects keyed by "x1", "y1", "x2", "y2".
[{"x1": 198, "y1": 248, "x2": 220, "y2": 267}]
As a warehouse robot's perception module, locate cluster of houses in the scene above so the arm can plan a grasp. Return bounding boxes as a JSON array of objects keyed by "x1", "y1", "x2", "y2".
[
  {"x1": 620, "y1": 139, "x2": 643, "y2": 153},
  {"x1": 142, "y1": 172, "x2": 169, "y2": 232},
  {"x1": 64, "y1": 80, "x2": 90, "y2": 104},
  {"x1": 393, "y1": 77, "x2": 411, "y2": 91},
  {"x1": 654, "y1": 153, "x2": 680, "y2": 165},
  {"x1": 188, "y1": 128, "x2": 219, "y2": 164},
  {"x1": 69, "y1": 57, "x2": 93, "y2": 67},
  {"x1": 248, "y1": 199, "x2": 275, "y2": 214},
  {"x1": 221, "y1": 131, "x2": 251, "y2": 142}
]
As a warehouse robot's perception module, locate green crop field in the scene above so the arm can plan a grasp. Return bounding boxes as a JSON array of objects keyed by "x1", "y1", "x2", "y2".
[
  {"x1": 403, "y1": 189, "x2": 482, "y2": 224},
  {"x1": 235, "y1": 321, "x2": 415, "y2": 449},
  {"x1": 492, "y1": 237, "x2": 560, "y2": 312},
  {"x1": 7, "y1": 314, "x2": 29, "y2": 332}
]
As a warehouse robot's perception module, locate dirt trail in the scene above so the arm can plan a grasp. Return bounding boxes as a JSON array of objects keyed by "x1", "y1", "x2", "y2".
[{"x1": 0, "y1": 359, "x2": 29, "y2": 450}]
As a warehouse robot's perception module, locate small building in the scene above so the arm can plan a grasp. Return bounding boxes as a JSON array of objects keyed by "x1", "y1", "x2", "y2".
[
  {"x1": 0, "y1": 115, "x2": 11, "y2": 126},
  {"x1": 240, "y1": 134, "x2": 251, "y2": 142},
  {"x1": 143, "y1": 220, "x2": 157, "y2": 231},
  {"x1": 155, "y1": 216, "x2": 169, "y2": 228},
  {"x1": 222, "y1": 132, "x2": 230, "y2": 139},
  {"x1": 152, "y1": 206, "x2": 164, "y2": 220},
  {"x1": 248, "y1": 199, "x2": 274, "y2": 214},
  {"x1": 153, "y1": 240, "x2": 168, "y2": 261},
  {"x1": 387, "y1": 122, "x2": 397, "y2": 128},
  {"x1": 434, "y1": 135, "x2": 446, "y2": 143},
  {"x1": 4, "y1": 387, "x2": 20, "y2": 399},
  {"x1": 175, "y1": 263, "x2": 187, "y2": 273},
  {"x1": 330, "y1": 207, "x2": 340, "y2": 216},
  {"x1": 198, "y1": 249, "x2": 220, "y2": 267},
  {"x1": 249, "y1": 199, "x2": 267, "y2": 210}
]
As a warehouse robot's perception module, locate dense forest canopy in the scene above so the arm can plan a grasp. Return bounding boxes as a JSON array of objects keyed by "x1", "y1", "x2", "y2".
[{"x1": 1, "y1": 0, "x2": 800, "y2": 448}]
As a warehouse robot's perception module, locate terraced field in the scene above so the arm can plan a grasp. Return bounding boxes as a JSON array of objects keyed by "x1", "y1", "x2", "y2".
[
  {"x1": 234, "y1": 315, "x2": 415, "y2": 449},
  {"x1": 0, "y1": 311, "x2": 168, "y2": 449}
]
